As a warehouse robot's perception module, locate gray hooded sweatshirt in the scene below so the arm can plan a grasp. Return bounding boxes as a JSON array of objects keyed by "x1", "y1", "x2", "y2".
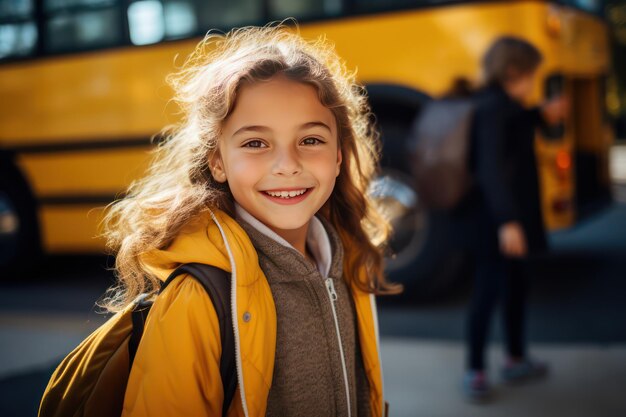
[{"x1": 236, "y1": 207, "x2": 371, "y2": 417}]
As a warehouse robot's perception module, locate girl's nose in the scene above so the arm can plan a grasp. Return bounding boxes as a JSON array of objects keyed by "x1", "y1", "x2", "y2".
[{"x1": 272, "y1": 146, "x2": 302, "y2": 176}]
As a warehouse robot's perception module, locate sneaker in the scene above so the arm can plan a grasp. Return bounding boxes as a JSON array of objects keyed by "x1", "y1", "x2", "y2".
[
  {"x1": 501, "y1": 357, "x2": 549, "y2": 383},
  {"x1": 463, "y1": 370, "x2": 491, "y2": 402}
]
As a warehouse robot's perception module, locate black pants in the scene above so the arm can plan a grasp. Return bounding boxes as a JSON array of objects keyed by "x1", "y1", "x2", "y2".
[{"x1": 466, "y1": 254, "x2": 528, "y2": 370}]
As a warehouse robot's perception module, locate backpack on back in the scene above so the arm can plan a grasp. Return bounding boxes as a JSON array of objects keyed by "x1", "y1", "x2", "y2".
[
  {"x1": 407, "y1": 98, "x2": 475, "y2": 210},
  {"x1": 38, "y1": 263, "x2": 236, "y2": 417}
]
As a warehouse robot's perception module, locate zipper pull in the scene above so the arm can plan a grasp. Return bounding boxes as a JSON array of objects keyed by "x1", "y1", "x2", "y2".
[{"x1": 325, "y1": 278, "x2": 338, "y2": 301}]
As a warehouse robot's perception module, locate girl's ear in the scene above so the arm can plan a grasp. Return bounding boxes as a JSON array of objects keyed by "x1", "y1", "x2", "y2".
[
  {"x1": 336, "y1": 148, "x2": 342, "y2": 177},
  {"x1": 209, "y1": 152, "x2": 227, "y2": 183}
]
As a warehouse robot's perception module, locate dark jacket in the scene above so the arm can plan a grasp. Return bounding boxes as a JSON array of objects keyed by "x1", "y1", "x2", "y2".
[{"x1": 463, "y1": 84, "x2": 547, "y2": 256}]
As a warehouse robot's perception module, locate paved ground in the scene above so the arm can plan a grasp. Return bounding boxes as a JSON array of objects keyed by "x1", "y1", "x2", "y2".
[
  {"x1": 1, "y1": 319, "x2": 624, "y2": 417},
  {"x1": 383, "y1": 339, "x2": 626, "y2": 417}
]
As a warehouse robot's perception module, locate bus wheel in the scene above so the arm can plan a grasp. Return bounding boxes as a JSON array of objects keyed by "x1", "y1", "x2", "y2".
[
  {"x1": 0, "y1": 165, "x2": 41, "y2": 277},
  {"x1": 371, "y1": 170, "x2": 467, "y2": 301},
  {"x1": 369, "y1": 169, "x2": 426, "y2": 268}
]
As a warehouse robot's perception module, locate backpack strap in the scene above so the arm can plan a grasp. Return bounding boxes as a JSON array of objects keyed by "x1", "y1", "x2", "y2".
[
  {"x1": 130, "y1": 263, "x2": 236, "y2": 417},
  {"x1": 128, "y1": 294, "x2": 151, "y2": 367}
]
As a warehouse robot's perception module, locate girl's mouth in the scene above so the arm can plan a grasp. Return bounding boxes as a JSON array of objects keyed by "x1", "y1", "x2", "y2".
[
  {"x1": 261, "y1": 188, "x2": 312, "y2": 204},
  {"x1": 264, "y1": 189, "x2": 307, "y2": 198}
]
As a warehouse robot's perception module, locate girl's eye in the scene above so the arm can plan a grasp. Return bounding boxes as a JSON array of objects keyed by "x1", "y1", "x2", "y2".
[
  {"x1": 243, "y1": 140, "x2": 267, "y2": 148},
  {"x1": 301, "y1": 137, "x2": 324, "y2": 146}
]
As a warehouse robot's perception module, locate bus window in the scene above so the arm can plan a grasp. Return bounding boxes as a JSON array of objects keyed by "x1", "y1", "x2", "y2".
[
  {"x1": 193, "y1": 0, "x2": 261, "y2": 30},
  {"x1": 269, "y1": 0, "x2": 342, "y2": 19},
  {"x1": 561, "y1": 0, "x2": 603, "y2": 15},
  {"x1": 355, "y1": 0, "x2": 452, "y2": 12},
  {"x1": 162, "y1": 1, "x2": 197, "y2": 39},
  {"x1": 128, "y1": 1, "x2": 165, "y2": 45},
  {"x1": 44, "y1": 0, "x2": 124, "y2": 52},
  {"x1": 0, "y1": 22, "x2": 37, "y2": 58},
  {"x1": 126, "y1": 0, "x2": 261, "y2": 45},
  {"x1": 44, "y1": 0, "x2": 117, "y2": 12},
  {"x1": 0, "y1": 0, "x2": 37, "y2": 59},
  {"x1": 1, "y1": 0, "x2": 34, "y2": 16}
]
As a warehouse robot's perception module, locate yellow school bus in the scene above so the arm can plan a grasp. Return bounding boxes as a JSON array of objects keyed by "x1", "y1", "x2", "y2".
[{"x1": 0, "y1": 0, "x2": 612, "y2": 292}]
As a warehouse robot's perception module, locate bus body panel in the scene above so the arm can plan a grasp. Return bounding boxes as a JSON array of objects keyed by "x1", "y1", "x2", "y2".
[{"x1": 0, "y1": 1, "x2": 613, "y2": 253}]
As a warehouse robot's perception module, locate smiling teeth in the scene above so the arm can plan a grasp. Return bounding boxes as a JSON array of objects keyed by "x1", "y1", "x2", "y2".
[{"x1": 265, "y1": 189, "x2": 307, "y2": 198}]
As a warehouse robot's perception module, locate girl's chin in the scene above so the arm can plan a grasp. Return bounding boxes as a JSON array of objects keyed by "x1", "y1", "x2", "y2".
[{"x1": 262, "y1": 217, "x2": 310, "y2": 233}]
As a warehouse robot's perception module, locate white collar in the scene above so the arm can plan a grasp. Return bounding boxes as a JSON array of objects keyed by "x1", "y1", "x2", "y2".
[{"x1": 235, "y1": 203, "x2": 333, "y2": 277}]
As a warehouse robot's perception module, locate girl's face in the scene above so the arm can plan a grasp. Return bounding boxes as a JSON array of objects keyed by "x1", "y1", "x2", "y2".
[{"x1": 212, "y1": 74, "x2": 342, "y2": 242}]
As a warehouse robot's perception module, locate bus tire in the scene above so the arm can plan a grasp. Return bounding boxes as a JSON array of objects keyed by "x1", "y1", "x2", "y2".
[
  {"x1": 373, "y1": 114, "x2": 468, "y2": 301},
  {"x1": 392, "y1": 209, "x2": 469, "y2": 302},
  {"x1": 0, "y1": 161, "x2": 42, "y2": 278}
]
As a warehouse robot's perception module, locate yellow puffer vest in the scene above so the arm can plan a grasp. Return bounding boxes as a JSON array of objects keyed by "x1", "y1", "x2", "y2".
[{"x1": 122, "y1": 209, "x2": 385, "y2": 417}]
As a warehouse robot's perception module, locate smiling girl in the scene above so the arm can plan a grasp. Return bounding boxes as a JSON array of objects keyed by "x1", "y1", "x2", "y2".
[{"x1": 102, "y1": 24, "x2": 400, "y2": 417}]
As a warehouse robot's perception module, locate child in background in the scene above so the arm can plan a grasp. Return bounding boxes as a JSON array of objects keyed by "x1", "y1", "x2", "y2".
[
  {"x1": 102, "y1": 24, "x2": 400, "y2": 417},
  {"x1": 463, "y1": 36, "x2": 566, "y2": 401}
]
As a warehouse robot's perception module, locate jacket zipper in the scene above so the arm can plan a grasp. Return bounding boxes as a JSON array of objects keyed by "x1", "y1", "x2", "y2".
[{"x1": 325, "y1": 277, "x2": 352, "y2": 417}]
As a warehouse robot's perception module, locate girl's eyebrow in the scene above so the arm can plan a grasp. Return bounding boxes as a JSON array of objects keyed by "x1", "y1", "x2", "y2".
[
  {"x1": 300, "y1": 121, "x2": 332, "y2": 133},
  {"x1": 232, "y1": 125, "x2": 271, "y2": 137},
  {"x1": 232, "y1": 121, "x2": 332, "y2": 137}
]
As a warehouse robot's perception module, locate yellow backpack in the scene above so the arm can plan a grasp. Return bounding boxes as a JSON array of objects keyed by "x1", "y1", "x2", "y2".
[{"x1": 38, "y1": 263, "x2": 235, "y2": 417}]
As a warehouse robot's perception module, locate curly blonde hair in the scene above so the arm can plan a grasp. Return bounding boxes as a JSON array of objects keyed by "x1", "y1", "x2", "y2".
[{"x1": 102, "y1": 23, "x2": 401, "y2": 312}]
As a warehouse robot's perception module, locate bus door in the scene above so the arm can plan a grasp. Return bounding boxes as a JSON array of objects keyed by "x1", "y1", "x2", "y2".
[{"x1": 569, "y1": 76, "x2": 613, "y2": 214}]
